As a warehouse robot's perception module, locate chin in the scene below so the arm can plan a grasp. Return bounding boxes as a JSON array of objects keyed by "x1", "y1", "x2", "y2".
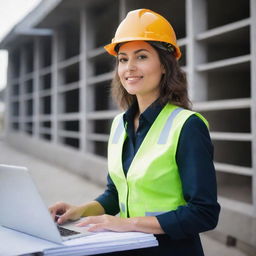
[
  {"x1": 124, "y1": 88, "x2": 139, "y2": 95},
  {"x1": 126, "y1": 91, "x2": 137, "y2": 96}
]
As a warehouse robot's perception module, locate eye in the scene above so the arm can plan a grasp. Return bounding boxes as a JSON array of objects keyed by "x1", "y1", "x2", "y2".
[
  {"x1": 137, "y1": 54, "x2": 147, "y2": 60},
  {"x1": 118, "y1": 57, "x2": 128, "y2": 63}
]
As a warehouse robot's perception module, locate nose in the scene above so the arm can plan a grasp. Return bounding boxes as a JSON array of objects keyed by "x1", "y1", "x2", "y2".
[{"x1": 127, "y1": 59, "x2": 136, "y2": 71}]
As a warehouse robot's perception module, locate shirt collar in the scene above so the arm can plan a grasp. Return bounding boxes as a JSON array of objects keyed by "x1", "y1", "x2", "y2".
[
  {"x1": 123, "y1": 101, "x2": 138, "y2": 125},
  {"x1": 123, "y1": 98, "x2": 164, "y2": 126},
  {"x1": 142, "y1": 98, "x2": 164, "y2": 125}
]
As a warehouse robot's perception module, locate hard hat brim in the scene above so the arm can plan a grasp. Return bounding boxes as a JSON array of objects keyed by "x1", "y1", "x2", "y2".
[{"x1": 104, "y1": 38, "x2": 181, "y2": 60}]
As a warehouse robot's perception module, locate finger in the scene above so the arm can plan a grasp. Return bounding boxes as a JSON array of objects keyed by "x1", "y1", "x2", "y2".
[
  {"x1": 50, "y1": 208, "x2": 62, "y2": 221},
  {"x1": 48, "y1": 207, "x2": 57, "y2": 220},
  {"x1": 87, "y1": 224, "x2": 105, "y2": 232},
  {"x1": 75, "y1": 218, "x2": 91, "y2": 227},
  {"x1": 49, "y1": 202, "x2": 69, "y2": 220},
  {"x1": 57, "y1": 212, "x2": 71, "y2": 224},
  {"x1": 55, "y1": 214, "x2": 62, "y2": 222},
  {"x1": 76, "y1": 217, "x2": 98, "y2": 227},
  {"x1": 76, "y1": 216, "x2": 102, "y2": 227},
  {"x1": 49, "y1": 202, "x2": 63, "y2": 211}
]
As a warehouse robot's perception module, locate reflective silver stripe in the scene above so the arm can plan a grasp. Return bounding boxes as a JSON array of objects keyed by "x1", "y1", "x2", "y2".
[
  {"x1": 120, "y1": 202, "x2": 126, "y2": 213},
  {"x1": 112, "y1": 117, "x2": 125, "y2": 144},
  {"x1": 145, "y1": 211, "x2": 168, "y2": 216},
  {"x1": 158, "y1": 107, "x2": 183, "y2": 144}
]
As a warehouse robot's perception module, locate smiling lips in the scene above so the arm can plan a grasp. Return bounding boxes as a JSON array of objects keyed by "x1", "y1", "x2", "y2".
[{"x1": 125, "y1": 76, "x2": 143, "y2": 83}]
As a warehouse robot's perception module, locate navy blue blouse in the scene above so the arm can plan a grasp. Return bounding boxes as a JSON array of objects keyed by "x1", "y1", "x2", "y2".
[{"x1": 95, "y1": 100, "x2": 220, "y2": 256}]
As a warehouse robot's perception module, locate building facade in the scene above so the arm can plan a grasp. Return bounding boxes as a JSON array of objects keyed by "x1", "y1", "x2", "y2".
[{"x1": 0, "y1": 0, "x2": 255, "y2": 253}]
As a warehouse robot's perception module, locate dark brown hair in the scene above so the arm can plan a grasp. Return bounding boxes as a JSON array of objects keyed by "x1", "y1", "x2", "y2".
[{"x1": 111, "y1": 42, "x2": 192, "y2": 110}]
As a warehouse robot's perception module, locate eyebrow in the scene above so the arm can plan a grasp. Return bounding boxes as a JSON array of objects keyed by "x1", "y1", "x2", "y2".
[{"x1": 118, "y1": 49, "x2": 150, "y2": 56}]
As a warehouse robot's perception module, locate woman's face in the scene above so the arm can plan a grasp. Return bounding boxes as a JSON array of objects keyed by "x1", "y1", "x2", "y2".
[{"x1": 117, "y1": 41, "x2": 165, "y2": 99}]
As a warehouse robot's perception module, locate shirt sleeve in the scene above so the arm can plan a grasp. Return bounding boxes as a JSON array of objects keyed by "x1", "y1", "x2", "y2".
[
  {"x1": 156, "y1": 115, "x2": 221, "y2": 240},
  {"x1": 94, "y1": 174, "x2": 120, "y2": 215}
]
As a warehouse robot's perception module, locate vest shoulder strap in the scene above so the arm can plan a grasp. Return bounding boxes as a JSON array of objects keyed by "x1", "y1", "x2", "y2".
[{"x1": 110, "y1": 113, "x2": 125, "y2": 144}]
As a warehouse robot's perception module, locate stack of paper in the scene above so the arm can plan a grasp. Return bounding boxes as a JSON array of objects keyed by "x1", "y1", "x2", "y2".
[
  {"x1": 0, "y1": 225, "x2": 158, "y2": 256},
  {"x1": 44, "y1": 231, "x2": 158, "y2": 256}
]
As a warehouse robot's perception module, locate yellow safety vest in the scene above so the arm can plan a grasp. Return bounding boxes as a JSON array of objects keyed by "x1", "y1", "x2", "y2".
[{"x1": 108, "y1": 103, "x2": 208, "y2": 218}]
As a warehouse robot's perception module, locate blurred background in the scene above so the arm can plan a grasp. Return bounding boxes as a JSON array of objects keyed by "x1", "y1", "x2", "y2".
[{"x1": 0, "y1": 0, "x2": 255, "y2": 255}]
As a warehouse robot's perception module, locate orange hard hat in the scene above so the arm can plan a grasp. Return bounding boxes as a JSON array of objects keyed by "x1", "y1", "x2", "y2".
[{"x1": 104, "y1": 9, "x2": 181, "y2": 59}]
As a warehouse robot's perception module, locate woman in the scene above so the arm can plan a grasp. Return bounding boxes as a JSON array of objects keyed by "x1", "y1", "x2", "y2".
[{"x1": 49, "y1": 9, "x2": 220, "y2": 256}]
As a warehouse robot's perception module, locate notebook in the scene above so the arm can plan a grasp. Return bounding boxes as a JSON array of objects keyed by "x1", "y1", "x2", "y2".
[{"x1": 0, "y1": 164, "x2": 93, "y2": 244}]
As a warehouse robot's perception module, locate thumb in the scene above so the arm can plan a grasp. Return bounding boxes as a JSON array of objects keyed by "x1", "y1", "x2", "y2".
[{"x1": 57, "y1": 212, "x2": 70, "y2": 224}]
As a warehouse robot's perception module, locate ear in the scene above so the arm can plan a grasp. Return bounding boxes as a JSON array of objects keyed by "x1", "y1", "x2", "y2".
[{"x1": 161, "y1": 64, "x2": 166, "y2": 74}]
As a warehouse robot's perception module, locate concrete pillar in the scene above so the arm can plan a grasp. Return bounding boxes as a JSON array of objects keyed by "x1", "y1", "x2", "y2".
[
  {"x1": 119, "y1": 0, "x2": 127, "y2": 21},
  {"x1": 79, "y1": 7, "x2": 87, "y2": 153},
  {"x1": 19, "y1": 46, "x2": 26, "y2": 132},
  {"x1": 4, "y1": 49, "x2": 14, "y2": 135},
  {"x1": 51, "y1": 31, "x2": 59, "y2": 144},
  {"x1": 33, "y1": 37, "x2": 40, "y2": 138},
  {"x1": 186, "y1": 0, "x2": 207, "y2": 102},
  {"x1": 83, "y1": 10, "x2": 95, "y2": 153},
  {"x1": 250, "y1": 0, "x2": 256, "y2": 218}
]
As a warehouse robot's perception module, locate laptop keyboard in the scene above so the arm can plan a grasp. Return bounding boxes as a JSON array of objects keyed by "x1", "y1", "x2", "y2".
[{"x1": 57, "y1": 225, "x2": 80, "y2": 237}]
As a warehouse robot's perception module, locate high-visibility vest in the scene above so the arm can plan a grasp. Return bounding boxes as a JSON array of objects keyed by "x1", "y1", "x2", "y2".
[{"x1": 108, "y1": 103, "x2": 208, "y2": 218}]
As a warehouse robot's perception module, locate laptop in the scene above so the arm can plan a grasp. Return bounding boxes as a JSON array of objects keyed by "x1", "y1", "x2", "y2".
[{"x1": 0, "y1": 164, "x2": 93, "y2": 244}]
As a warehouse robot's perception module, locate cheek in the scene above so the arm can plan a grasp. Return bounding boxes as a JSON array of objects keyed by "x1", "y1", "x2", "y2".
[
  {"x1": 147, "y1": 64, "x2": 163, "y2": 80},
  {"x1": 117, "y1": 66, "x2": 124, "y2": 81}
]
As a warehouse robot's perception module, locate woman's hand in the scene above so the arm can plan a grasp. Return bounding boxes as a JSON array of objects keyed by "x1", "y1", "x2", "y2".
[
  {"x1": 49, "y1": 202, "x2": 85, "y2": 224},
  {"x1": 76, "y1": 214, "x2": 165, "y2": 234},
  {"x1": 76, "y1": 214, "x2": 132, "y2": 232},
  {"x1": 49, "y1": 201, "x2": 106, "y2": 225}
]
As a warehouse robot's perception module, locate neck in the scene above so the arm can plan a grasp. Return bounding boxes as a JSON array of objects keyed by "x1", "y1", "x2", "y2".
[{"x1": 136, "y1": 94, "x2": 159, "y2": 114}]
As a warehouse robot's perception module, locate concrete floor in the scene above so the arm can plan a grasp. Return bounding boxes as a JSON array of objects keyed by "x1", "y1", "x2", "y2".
[{"x1": 0, "y1": 138, "x2": 248, "y2": 256}]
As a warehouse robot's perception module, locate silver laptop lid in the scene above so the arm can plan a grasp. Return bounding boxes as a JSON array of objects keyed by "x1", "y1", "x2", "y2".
[{"x1": 0, "y1": 164, "x2": 62, "y2": 244}]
